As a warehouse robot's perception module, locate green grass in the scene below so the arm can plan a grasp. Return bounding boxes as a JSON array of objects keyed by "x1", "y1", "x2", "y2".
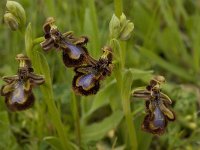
[{"x1": 0, "y1": 0, "x2": 200, "y2": 150}]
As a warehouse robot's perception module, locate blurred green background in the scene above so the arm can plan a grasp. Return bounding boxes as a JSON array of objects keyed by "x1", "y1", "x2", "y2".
[{"x1": 0, "y1": 0, "x2": 200, "y2": 150}]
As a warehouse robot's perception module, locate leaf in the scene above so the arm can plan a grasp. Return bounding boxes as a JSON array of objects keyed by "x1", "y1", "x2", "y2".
[
  {"x1": 84, "y1": 80, "x2": 117, "y2": 118},
  {"x1": 43, "y1": 136, "x2": 64, "y2": 150},
  {"x1": 83, "y1": 7, "x2": 100, "y2": 57},
  {"x1": 137, "y1": 46, "x2": 195, "y2": 82},
  {"x1": 25, "y1": 23, "x2": 33, "y2": 57},
  {"x1": 81, "y1": 110, "x2": 124, "y2": 143},
  {"x1": 129, "y1": 68, "x2": 153, "y2": 83},
  {"x1": 0, "y1": 111, "x2": 18, "y2": 149}
]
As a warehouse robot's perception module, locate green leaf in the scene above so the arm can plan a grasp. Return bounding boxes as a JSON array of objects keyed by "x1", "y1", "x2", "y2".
[
  {"x1": 43, "y1": 136, "x2": 64, "y2": 150},
  {"x1": 84, "y1": 80, "x2": 117, "y2": 118},
  {"x1": 129, "y1": 68, "x2": 153, "y2": 83},
  {"x1": 0, "y1": 111, "x2": 18, "y2": 149},
  {"x1": 83, "y1": 3, "x2": 100, "y2": 57},
  {"x1": 25, "y1": 23, "x2": 33, "y2": 57},
  {"x1": 138, "y1": 46, "x2": 195, "y2": 82},
  {"x1": 81, "y1": 110, "x2": 124, "y2": 143}
]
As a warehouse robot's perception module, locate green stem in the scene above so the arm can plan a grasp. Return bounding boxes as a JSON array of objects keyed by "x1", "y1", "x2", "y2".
[
  {"x1": 33, "y1": 37, "x2": 45, "y2": 46},
  {"x1": 113, "y1": 1, "x2": 138, "y2": 150},
  {"x1": 114, "y1": 0, "x2": 123, "y2": 17}
]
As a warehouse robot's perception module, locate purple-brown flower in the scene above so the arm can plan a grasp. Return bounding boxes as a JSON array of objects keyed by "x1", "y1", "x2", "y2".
[
  {"x1": 132, "y1": 76, "x2": 175, "y2": 135},
  {"x1": 1, "y1": 54, "x2": 45, "y2": 111}
]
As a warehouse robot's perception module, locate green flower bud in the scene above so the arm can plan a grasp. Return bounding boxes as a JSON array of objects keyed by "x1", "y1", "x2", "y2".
[
  {"x1": 6, "y1": 1, "x2": 26, "y2": 29},
  {"x1": 119, "y1": 13, "x2": 134, "y2": 41},
  {"x1": 4, "y1": 12, "x2": 19, "y2": 31},
  {"x1": 109, "y1": 13, "x2": 134, "y2": 41},
  {"x1": 109, "y1": 14, "x2": 121, "y2": 39},
  {"x1": 120, "y1": 21, "x2": 134, "y2": 40},
  {"x1": 119, "y1": 13, "x2": 127, "y2": 29}
]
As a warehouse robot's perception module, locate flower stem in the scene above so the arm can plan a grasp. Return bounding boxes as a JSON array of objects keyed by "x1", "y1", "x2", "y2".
[
  {"x1": 114, "y1": 0, "x2": 123, "y2": 18},
  {"x1": 113, "y1": 1, "x2": 138, "y2": 150},
  {"x1": 33, "y1": 37, "x2": 45, "y2": 46}
]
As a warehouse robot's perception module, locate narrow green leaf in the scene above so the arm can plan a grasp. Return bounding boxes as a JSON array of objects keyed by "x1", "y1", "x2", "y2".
[
  {"x1": 25, "y1": 23, "x2": 33, "y2": 57},
  {"x1": 0, "y1": 111, "x2": 18, "y2": 149},
  {"x1": 84, "y1": 80, "x2": 117, "y2": 118},
  {"x1": 81, "y1": 110, "x2": 124, "y2": 143},
  {"x1": 43, "y1": 136, "x2": 64, "y2": 150},
  {"x1": 138, "y1": 46, "x2": 195, "y2": 82}
]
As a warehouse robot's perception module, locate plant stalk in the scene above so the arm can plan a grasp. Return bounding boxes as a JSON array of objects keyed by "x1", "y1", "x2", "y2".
[{"x1": 113, "y1": 0, "x2": 138, "y2": 150}]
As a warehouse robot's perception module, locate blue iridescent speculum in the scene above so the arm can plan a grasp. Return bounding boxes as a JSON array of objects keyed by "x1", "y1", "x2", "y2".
[
  {"x1": 63, "y1": 42, "x2": 83, "y2": 59},
  {"x1": 77, "y1": 74, "x2": 95, "y2": 90},
  {"x1": 11, "y1": 81, "x2": 25, "y2": 104},
  {"x1": 153, "y1": 106, "x2": 165, "y2": 128}
]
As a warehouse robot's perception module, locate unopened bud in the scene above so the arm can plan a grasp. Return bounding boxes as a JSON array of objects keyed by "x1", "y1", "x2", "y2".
[
  {"x1": 120, "y1": 22, "x2": 134, "y2": 40},
  {"x1": 5, "y1": 1, "x2": 26, "y2": 30},
  {"x1": 109, "y1": 13, "x2": 134, "y2": 41},
  {"x1": 119, "y1": 13, "x2": 134, "y2": 40},
  {"x1": 4, "y1": 12, "x2": 19, "y2": 30},
  {"x1": 109, "y1": 14, "x2": 121, "y2": 39}
]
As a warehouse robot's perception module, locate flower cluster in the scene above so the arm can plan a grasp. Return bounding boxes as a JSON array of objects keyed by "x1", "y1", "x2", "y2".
[
  {"x1": 40, "y1": 17, "x2": 113, "y2": 96},
  {"x1": 132, "y1": 76, "x2": 175, "y2": 135},
  {"x1": 1, "y1": 54, "x2": 45, "y2": 111}
]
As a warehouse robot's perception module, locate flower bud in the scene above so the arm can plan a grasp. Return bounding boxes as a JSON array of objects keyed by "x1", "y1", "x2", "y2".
[
  {"x1": 120, "y1": 22, "x2": 134, "y2": 40},
  {"x1": 109, "y1": 14, "x2": 121, "y2": 39},
  {"x1": 5, "y1": 1, "x2": 26, "y2": 30},
  {"x1": 119, "y1": 13, "x2": 134, "y2": 40},
  {"x1": 4, "y1": 12, "x2": 19, "y2": 31},
  {"x1": 109, "y1": 13, "x2": 134, "y2": 41}
]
